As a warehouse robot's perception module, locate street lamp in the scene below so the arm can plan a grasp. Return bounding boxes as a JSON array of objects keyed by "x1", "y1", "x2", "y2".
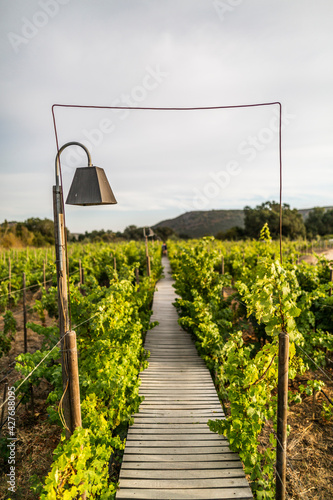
[{"x1": 53, "y1": 141, "x2": 116, "y2": 437}]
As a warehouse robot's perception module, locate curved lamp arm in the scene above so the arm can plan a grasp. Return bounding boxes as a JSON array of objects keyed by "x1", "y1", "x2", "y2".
[{"x1": 55, "y1": 141, "x2": 92, "y2": 188}]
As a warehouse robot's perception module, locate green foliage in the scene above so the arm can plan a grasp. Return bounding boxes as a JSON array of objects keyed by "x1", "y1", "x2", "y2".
[
  {"x1": 244, "y1": 201, "x2": 306, "y2": 239},
  {"x1": 12, "y1": 241, "x2": 161, "y2": 498}
]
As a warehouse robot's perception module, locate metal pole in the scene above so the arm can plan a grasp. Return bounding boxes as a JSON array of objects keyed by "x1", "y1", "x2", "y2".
[{"x1": 276, "y1": 331, "x2": 289, "y2": 500}]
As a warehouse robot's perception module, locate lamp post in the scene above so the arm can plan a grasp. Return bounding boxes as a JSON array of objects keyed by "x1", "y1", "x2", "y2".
[{"x1": 53, "y1": 141, "x2": 116, "y2": 437}]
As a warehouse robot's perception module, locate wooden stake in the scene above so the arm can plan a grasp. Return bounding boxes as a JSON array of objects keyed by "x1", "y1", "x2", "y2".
[
  {"x1": 8, "y1": 257, "x2": 11, "y2": 305},
  {"x1": 145, "y1": 236, "x2": 151, "y2": 277},
  {"x1": 312, "y1": 389, "x2": 317, "y2": 420},
  {"x1": 79, "y1": 259, "x2": 82, "y2": 285},
  {"x1": 43, "y1": 261, "x2": 46, "y2": 291},
  {"x1": 114, "y1": 256, "x2": 117, "y2": 271},
  {"x1": 0, "y1": 382, "x2": 8, "y2": 431},
  {"x1": 23, "y1": 273, "x2": 27, "y2": 353},
  {"x1": 135, "y1": 267, "x2": 140, "y2": 286},
  {"x1": 276, "y1": 331, "x2": 289, "y2": 500},
  {"x1": 330, "y1": 269, "x2": 333, "y2": 297},
  {"x1": 64, "y1": 330, "x2": 82, "y2": 433}
]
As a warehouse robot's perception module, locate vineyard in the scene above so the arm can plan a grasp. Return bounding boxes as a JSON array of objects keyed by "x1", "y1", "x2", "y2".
[{"x1": 0, "y1": 233, "x2": 333, "y2": 499}]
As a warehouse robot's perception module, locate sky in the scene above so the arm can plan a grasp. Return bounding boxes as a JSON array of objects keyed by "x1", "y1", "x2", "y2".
[{"x1": 0, "y1": 0, "x2": 333, "y2": 233}]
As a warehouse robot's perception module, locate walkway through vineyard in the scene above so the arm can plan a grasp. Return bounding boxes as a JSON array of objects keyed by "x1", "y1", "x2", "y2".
[{"x1": 116, "y1": 258, "x2": 253, "y2": 499}]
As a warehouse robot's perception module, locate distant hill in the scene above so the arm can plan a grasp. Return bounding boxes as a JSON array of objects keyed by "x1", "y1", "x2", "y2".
[
  {"x1": 154, "y1": 206, "x2": 333, "y2": 238},
  {"x1": 154, "y1": 210, "x2": 245, "y2": 238}
]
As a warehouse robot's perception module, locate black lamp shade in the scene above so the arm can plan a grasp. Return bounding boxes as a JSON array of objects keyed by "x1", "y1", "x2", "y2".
[{"x1": 66, "y1": 166, "x2": 117, "y2": 206}]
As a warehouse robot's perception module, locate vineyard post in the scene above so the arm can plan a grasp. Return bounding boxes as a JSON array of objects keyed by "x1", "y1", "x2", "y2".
[
  {"x1": 23, "y1": 272, "x2": 27, "y2": 353},
  {"x1": 135, "y1": 267, "x2": 140, "y2": 285},
  {"x1": 329, "y1": 269, "x2": 333, "y2": 297},
  {"x1": 8, "y1": 257, "x2": 11, "y2": 305},
  {"x1": 43, "y1": 260, "x2": 46, "y2": 290},
  {"x1": 144, "y1": 229, "x2": 151, "y2": 277},
  {"x1": 79, "y1": 259, "x2": 82, "y2": 285},
  {"x1": 0, "y1": 382, "x2": 8, "y2": 431},
  {"x1": 114, "y1": 256, "x2": 117, "y2": 271},
  {"x1": 276, "y1": 330, "x2": 289, "y2": 500}
]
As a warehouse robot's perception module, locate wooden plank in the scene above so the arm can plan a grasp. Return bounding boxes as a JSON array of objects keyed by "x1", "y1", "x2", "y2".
[
  {"x1": 116, "y1": 488, "x2": 253, "y2": 499},
  {"x1": 120, "y1": 468, "x2": 245, "y2": 479},
  {"x1": 122, "y1": 453, "x2": 240, "y2": 462},
  {"x1": 124, "y1": 446, "x2": 232, "y2": 455},
  {"x1": 121, "y1": 461, "x2": 243, "y2": 470},
  {"x1": 125, "y1": 439, "x2": 228, "y2": 447},
  {"x1": 118, "y1": 477, "x2": 250, "y2": 489},
  {"x1": 126, "y1": 433, "x2": 227, "y2": 441}
]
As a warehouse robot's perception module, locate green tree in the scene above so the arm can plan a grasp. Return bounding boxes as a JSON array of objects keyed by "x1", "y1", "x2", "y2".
[
  {"x1": 244, "y1": 201, "x2": 306, "y2": 239},
  {"x1": 305, "y1": 207, "x2": 326, "y2": 237}
]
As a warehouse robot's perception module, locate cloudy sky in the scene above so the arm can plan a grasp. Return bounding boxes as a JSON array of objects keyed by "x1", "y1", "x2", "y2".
[{"x1": 1, "y1": 0, "x2": 332, "y2": 233}]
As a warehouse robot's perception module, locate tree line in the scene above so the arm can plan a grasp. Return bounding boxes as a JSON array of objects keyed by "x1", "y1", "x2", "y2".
[{"x1": 216, "y1": 202, "x2": 333, "y2": 240}]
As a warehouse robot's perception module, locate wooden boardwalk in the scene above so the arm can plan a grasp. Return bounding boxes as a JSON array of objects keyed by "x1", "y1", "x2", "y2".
[{"x1": 116, "y1": 258, "x2": 253, "y2": 500}]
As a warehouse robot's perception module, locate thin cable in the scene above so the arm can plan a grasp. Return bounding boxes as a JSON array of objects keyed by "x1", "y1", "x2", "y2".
[{"x1": 296, "y1": 344, "x2": 333, "y2": 384}]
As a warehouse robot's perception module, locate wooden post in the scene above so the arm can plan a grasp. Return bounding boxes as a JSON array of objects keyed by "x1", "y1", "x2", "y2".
[
  {"x1": 135, "y1": 267, "x2": 140, "y2": 286},
  {"x1": 23, "y1": 273, "x2": 27, "y2": 354},
  {"x1": 276, "y1": 331, "x2": 289, "y2": 500},
  {"x1": 145, "y1": 235, "x2": 151, "y2": 277},
  {"x1": 312, "y1": 389, "x2": 317, "y2": 420},
  {"x1": 114, "y1": 256, "x2": 117, "y2": 271},
  {"x1": 81, "y1": 268, "x2": 85, "y2": 286},
  {"x1": 8, "y1": 257, "x2": 11, "y2": 305},
  {"x1": 43, "y1": 260, "x2": 46, "y2": 291},
  {"x1": 64, "y1": 330, "x2": 82, "y2": 433},
  {"x1": 147, "y1": 255, "x2": 151, "y2": 278},
  {"x1": 0, "y1": 382, "x2": 8, "y2": 430},
  {"x1": 79, "y1": 259, "x2": 82, "y2": 285},
  {"x1": 330, "y1": 269, "x2": 333, "y2": 297},
  {"x1": 221, "y1": 255, "x2": 224, "y2": 275}
]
